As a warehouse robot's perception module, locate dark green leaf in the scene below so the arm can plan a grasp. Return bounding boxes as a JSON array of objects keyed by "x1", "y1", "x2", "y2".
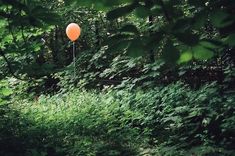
[
  {"x1": 174, "y1": 32, "x2": 199, "y2": 46},
  {"x1": 145, "y1": 32, "x2": 164, "y2": 51},
  {"x1": 120, "y1": 24, "x2": 139, "y2": 34},
  {"x1": 173, "y1": 18, "x2": 192, "y2": 33},
  {"x1": 64, "y1": 0, "x2": 76, "y2": 5},
  {"x1": 127, "y1": 39, "x2": 145, "y2": 57},
  {"x1": 192, "y1": 11, "x2": 207, "y2": 29},
  {"x1": 151, "y1": 5, "x2": 162, "y2": 16},
  {"x1": 107, "y1": 40, "x2": 130, "y2": 53},
  {"x1": 135, "y1": 6, "x2": 151, "y2": 18},
  {"x1": 188, "y1": 0, "x2": 205, "y2": 7},
  {"x1": 162, "y1": 40, "x2": 180, "y2": 63},
  {"x1": 199, "y1": 41, "x2": 221, "y2": 49},
  {"x1": 102, "y1": 34, "x2": 133, "y2": 46},
  {"x1": 210, "y1": 10, "x2": 233, "y2": 28},
  {"x1": 107, "y1": 4, "x2": 136, "y2": 20},
  {"x1": 224, "y1": 33, "x2": 235, "y2": 47},
  {"x1": 193, "y1": 45, "x2": 214, "y2": 60}
]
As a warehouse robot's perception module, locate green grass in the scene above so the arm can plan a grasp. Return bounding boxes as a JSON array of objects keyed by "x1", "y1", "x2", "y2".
[
  {"x1": 1, "y1": 83, "x2": 235, "y2": 156},
  {"x1": 4, "y1": 90, "x2": 147, "y2": 156}
]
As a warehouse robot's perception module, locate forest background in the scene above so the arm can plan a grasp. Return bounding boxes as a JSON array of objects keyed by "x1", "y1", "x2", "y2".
[{"x1": 0, "y1": 0, "x2": 235, "y2": 155}]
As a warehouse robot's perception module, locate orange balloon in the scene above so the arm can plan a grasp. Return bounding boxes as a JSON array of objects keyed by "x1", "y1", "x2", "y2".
[{"x1": 66, "y1": 23, "x2": 81, "y2": 42}]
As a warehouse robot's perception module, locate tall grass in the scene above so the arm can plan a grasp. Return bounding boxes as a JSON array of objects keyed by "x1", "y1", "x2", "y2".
[{"x1": 1, "y1": 82, "x2": 235, "y2": 156}]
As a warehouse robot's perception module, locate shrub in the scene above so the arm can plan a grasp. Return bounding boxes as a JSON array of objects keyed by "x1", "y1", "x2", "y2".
[
  {"x1": 3, "y1": 90, "x2": 146, "y2": 156},
  {"x1": 126, "y1": 82, "x2": 235, "y2": 155},
  {"x1": 1, "y1": 82, "x2": 234, "y2": 156}
]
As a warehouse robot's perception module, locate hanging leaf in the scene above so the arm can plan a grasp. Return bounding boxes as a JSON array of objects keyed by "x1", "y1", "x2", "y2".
[
  {"x1": 127, "y1": 39, "x2": 145, "y2": 57},
  {"x1": 173, "y1": 18, "x2": 192, "y2": 33},
  {"x1": 144, "y1": 32, "x2": 164, "y2": 52},
  {"x1": 193, "y1": 45, "x2": 214, "y2": 60},
  {"x1": 174, "y1": 32, "x2": 199, "y2": 46},
  {"x1": 102, "y1": 34, "x2": 133, "y2": 46},
  {"x1": 210, "y1": 10, "x2": 233, "y2": 28},
  {"x1": 151, "y1": 5, "x2": 162, "y2": 16},
  {"x1": 120, "y1": 24, "x2": 139, "y2": 34},
  {"x1": 107, "y1": 40, "x2": 130, "y2": 53},
  {"x1": 199, "y1": 41, "x2": 221, "y2": 49},
  {"x1": 178, "y1": 51, "x2": 193, "y2": 63},
  {"x1": 192, "y1": 11, "x2": 207, "y2": 29},
  {"x1": 224, "y1": 33, "x2": 235, "y2": 47},
  {"x1": 162, "y1": 40, "x2": 180, "y2": 63},
  {"x1": 135, "y1": 6, "x2": 151, "y2": 18},
  {"x1": 107, "y1": 4, "x2": 136, "y2": 20}
]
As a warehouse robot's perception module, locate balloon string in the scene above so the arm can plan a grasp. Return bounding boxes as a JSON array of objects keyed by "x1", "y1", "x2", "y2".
[{"x1": 73, "y1": 42, "x2": 76, "y2": 80}]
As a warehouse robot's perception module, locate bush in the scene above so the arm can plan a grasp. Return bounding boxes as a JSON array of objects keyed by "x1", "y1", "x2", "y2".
[
  {"x1": 125, "y1": 82, "x2": 235, "y2": 155},
  {"x1": 2, "y1": 90, "x2": 146, "y2": 156},
  {"x1": 0, "y1": 82, "x2": 234, "y2": 156}
]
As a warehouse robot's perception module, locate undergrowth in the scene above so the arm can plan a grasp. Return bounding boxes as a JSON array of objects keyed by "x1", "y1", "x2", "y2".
[{"x1": 0, "y1": 82, "x2": 234, "y2": 156}]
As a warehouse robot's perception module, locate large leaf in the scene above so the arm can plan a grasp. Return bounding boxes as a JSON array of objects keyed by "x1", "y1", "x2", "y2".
[
  {"x1": 199, "y1": 40, "x2": 221, "y2": 49},
  {"x1": 162, "y1": 40, "x2": 180, "y2": 63},
  {"x1": 107, "y1": 40, "x2": 130, "y2": 53},
  {"x1": 145, "y1": 32, "x2": 164, "y2": 51},
  {"x1": 173, "y1": 18, "x2": 192, "y2": 33},
  {"x1": 103, "y1": 34, "x2": 133, "y2": 46},
  {"x1": 210, "y1": 10, "x2": 233, "y2": 28},
  {"x1": 174, "y1": 32, "x2": 199, "y2": 46},
  {"x1": 127, "y1": 38, "x2": 145, "y2": 57},
  {"x1": 192, "y1": 11, "x2": 208, "y2": 29},
  {"x1": 178, "y1": 51, "x2": 193, "y2": 63},
  {"x1": 135, "y1": 6, "x2": 151, "y2": 18},
  {"x1": 224, "y1": 33, "x2": 235, "y2": 47},
  {"x1": 193, "y1": 46, "x2": 214, "y2": 60},
  {"x1": 107, "y1": 4, "x2": 136, "y2": 20},
  {"x1": 151, "y1": 5, "x2": 162, "y2": 16},
  {"x1": 119, "y1": 24, "x2": 139, "y2": 34}
]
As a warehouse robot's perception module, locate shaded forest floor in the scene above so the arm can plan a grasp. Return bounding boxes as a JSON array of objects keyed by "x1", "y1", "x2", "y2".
[{"x1": 1, "y1": 82, "x2": 235, "y2": 156}]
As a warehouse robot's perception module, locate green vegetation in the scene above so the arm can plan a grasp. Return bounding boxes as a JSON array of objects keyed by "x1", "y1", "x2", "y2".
[
  {"x1": 1, "y1": 83, "x2": 235, "y2": 155},
  {"x1": 0, "y1": 0, "x2": 235, "y2": 156}
]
